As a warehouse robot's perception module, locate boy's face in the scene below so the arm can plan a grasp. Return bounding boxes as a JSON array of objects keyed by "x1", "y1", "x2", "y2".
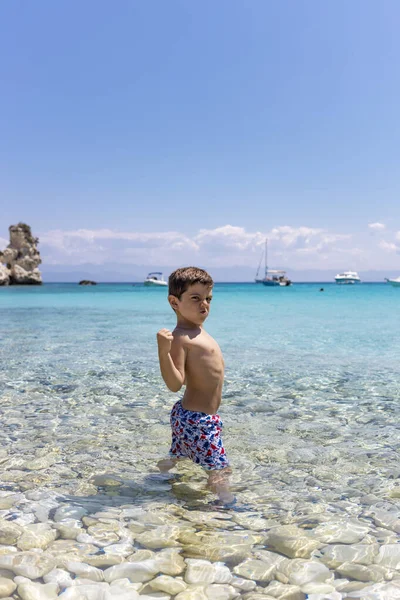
[{"x1": 169, "y1": 283, "x2": 213, "y2": 326}]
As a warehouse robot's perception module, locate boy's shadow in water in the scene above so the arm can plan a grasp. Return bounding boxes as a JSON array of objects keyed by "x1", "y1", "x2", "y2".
[
  {"x1": 56, "y1": 470, "x2": 214, "y2": 517},
  {"x1": 57, "y1": 470, "x2": 253, "y2": 519}
]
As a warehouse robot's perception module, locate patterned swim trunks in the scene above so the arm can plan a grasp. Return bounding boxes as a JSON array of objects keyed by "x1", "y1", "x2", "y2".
[{"x1": 169, "y1": 400, "x2": 229, "y2": 471}]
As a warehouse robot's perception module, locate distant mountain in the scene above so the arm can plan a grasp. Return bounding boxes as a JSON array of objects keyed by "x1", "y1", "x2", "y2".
[{"x1": 40, "y1": 263, "x2": 399, "y2": 283}]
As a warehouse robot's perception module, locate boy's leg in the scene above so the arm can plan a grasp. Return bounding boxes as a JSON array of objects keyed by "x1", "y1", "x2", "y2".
[
  {"x1": 159, "y1": 399, "x2": 183, "y2": 472},
  {"x1": 207, "y1": 467, "x2": 235, "y2": 504}
]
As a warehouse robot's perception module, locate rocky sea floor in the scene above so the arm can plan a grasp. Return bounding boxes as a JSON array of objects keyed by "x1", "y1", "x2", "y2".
[
  {"x1": 1, "y1": 286, "x2": 400, "y2": 599},
  {"x1": 1, "y1": 353, "x2": 400, "y2": 600}
]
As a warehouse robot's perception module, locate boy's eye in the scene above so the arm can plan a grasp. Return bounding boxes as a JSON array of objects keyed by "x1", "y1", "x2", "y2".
[{"x1": 207, "y1": 297, "x2": 212, "y2": 302}]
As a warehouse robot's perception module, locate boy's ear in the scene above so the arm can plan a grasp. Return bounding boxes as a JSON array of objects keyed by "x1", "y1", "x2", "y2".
[{"x1": 168, "y1": 294, "x2": 179, "y2": 311}]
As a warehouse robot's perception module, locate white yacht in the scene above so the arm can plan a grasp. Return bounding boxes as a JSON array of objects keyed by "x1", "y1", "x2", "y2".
[
  {"x1": 334, "y1": 271, "x2": 361, "y2": 284},
  {"x1": 144, "y1": 272, "x2": 168, "y2": 287},
  {"x1": 385, "y1": 276, "x2": 400, "y2": 287}
]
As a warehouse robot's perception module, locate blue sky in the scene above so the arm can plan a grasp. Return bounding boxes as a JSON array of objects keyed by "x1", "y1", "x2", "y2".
[{"x1": 1, "y1": 0, "x2": 400, "y2": 278}]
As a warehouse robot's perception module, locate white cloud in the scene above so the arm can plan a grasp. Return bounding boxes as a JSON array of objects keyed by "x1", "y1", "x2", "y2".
[
  {"x1": 195, "y1": 225, "x2": 264, "y2": 250},
  {"x1": 269, "y1": 225, "x2": 324, "y2": 247},
  {"x1": 3, "y1": 223, "x2": 399, "y2": 271},
  {"x1": 32, "y1": 224, "x2": 357, "y2": 269},
  {"x1": 379, "y1": 240, "x2": 399, "y2": 253},
  {"x1": 368, "y1": 222, "x2": 386, "y2": 230},
  {"x1": 193, "y1": 224, "x2": 349, "y2": 254},
  {"x1": 41, "y1": 228, "x2": 199, "y2": 250},
  {"x1": 38, "y1": 228, "x2": 200, "y2": 265}
]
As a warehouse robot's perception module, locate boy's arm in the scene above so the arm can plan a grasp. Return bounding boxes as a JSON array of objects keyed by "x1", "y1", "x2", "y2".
[{"x1": 157, "y1": 329, "x2": 186, "y2": 392}]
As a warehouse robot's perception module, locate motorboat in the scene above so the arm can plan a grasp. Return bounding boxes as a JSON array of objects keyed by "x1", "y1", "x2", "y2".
[
  {"x1": 334, "y1": 271, "x2": 361, "y2": 284},
  {"x1": 385, "y1": 277, "x2": 400, "y2": 287},
  {"x1": 265, "y1": 269, "x2": 292, "y2": 287},
  {"x1": 255, "y1": 239, "x2": 292, "y2": 286},
  {"x1": 144, "y1": 272, "x2": 168, "y2": 287}
]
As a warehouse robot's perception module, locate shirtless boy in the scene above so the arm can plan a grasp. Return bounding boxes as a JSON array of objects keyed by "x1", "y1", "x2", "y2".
[{"x1": 157, "y1": 266, "x2": 234, "y2": 504}]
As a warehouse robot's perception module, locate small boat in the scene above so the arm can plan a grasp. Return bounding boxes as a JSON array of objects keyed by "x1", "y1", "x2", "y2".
[
  {"x1": 385, "y1": 277, "x2": 400, "y2": 287},
  {"x1": 255, "y1": 239, "x2": 292, "y2": 286},
  {"x1": 334, "y1": 271, "x2": 361, "y2": 284},
  {"x1": 266, "y1": 270, "x2": 292, "y2": 286},
  {"x1": 144, "y1": 272, "x2": 168, "y2": 287}
]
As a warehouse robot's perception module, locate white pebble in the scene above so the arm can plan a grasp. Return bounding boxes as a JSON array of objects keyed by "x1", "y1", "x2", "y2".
[
  {"x1": 230, "y1": 576, "x2": 256, "y2": 591},
  {"x1": 288, "y1": 561, "x2": 332, "y2": 586},
  {"x1": 17, "y1": 581, "x2": 59, "y2": 600},
  {"x1": 104, "y1": 560, "x2": 159, "y2": 583},
  {"x1": 205, "y1": 583, "x2": 239, "y2": 599},
  {"x1": 148, "y1": 575, "x2": 187, "y2": 595},
  {"x1": 58, "y1": 583, "x2": 111, "y2": 599},
  {"x1": 66, "y1": 561, "x2": 104, "y2": 582},
  {"x1": 0, "y1": 575, "x2": 17, "y2": 597},
  {"x1": 184, "y1": 560, "x2": 216, "y2": 585},
  {"x1": 43, "y1": 568, "x2": 74, "y2": 589}
]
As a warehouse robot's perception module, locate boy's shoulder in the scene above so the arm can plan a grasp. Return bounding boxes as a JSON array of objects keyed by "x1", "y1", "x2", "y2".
[
  {"x1": 172, "y1": 325, "x2": 187, "y2": 336},
  {"x1": 172, "y1": 326, "x2": 204, "y2": 344},
  {"x1": 171, "y1": 327, "x2": 190, "y2": 342}
]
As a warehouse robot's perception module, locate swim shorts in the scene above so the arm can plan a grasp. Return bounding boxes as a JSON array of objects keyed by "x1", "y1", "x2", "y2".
[{"x1": 169, "y1": 400, "x2": 229, "y2": 471}]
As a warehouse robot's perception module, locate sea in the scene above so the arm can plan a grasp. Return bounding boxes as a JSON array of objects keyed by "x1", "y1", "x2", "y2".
[{"x1": 1, "y1": 282, "x2": 400, "y2": 595}]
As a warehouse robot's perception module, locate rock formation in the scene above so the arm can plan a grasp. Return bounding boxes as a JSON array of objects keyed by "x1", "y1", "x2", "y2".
[{"x1": 0, "y1": 223, "x2": 42, "y2": 285}]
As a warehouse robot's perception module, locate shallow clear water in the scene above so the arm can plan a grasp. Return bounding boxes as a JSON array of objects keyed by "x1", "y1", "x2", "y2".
[
  {"x1": 1, "y1": 282, "x2": 400, "y2": 594},
  {"x1": 1, "y1": 283, "x2": 400, "y2": 494}
]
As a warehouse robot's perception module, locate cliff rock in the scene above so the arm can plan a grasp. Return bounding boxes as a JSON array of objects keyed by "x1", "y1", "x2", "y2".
[
  {"x1": 0, "y1": 264, "x2": 10, "y2": 285},
  {"x1": 0, "y1": 223, "x2": 42, "y2": 285}
]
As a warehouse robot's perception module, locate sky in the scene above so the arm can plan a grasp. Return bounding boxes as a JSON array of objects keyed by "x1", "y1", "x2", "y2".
[{"x1": 1, "y1": 0, "x2": 400, "y2": 280}]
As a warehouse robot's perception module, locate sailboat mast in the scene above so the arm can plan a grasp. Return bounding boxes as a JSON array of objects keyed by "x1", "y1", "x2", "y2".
[
  {"x1": 255, "y1": 250, "x2": 263, "y2": 279},
  {"x1": 264, "y1": 238, "x2": 268, "y2": 277}
]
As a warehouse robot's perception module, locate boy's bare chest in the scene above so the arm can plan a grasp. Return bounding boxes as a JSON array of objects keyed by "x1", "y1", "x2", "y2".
[{"x1": 185, "y1": 334, "x2": 224, "y2": 367}]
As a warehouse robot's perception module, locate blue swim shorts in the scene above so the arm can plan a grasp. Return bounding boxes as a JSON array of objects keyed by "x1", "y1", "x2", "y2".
[{"x1": 169, "y1": 400, "x2": 229, "y2": 471}]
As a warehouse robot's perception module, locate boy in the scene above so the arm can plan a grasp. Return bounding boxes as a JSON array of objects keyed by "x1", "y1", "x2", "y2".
[{"x1": 157, "y1": 266, "x2": 234, "y2": 504}]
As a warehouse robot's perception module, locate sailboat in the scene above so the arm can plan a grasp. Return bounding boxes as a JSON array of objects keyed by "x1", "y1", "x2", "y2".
[{"x1": 255, "y1": 239, "x2": 292, "y2": 286}]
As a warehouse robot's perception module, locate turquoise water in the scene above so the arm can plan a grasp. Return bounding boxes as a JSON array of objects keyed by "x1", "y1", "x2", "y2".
[
  {"x1": 1, "y1": 282, "x2": 399, "y2": 497},
  {"x1": 2, "y1": 281, "x2": 399, "y2": 384},
  {"x1": 1, "y1": 282, "x2": 400, "y2": 593}
]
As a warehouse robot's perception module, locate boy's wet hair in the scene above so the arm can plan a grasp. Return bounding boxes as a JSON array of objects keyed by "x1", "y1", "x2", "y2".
[{"x1": 169, "y1": 267, "x2": 213, "y2": 298}]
